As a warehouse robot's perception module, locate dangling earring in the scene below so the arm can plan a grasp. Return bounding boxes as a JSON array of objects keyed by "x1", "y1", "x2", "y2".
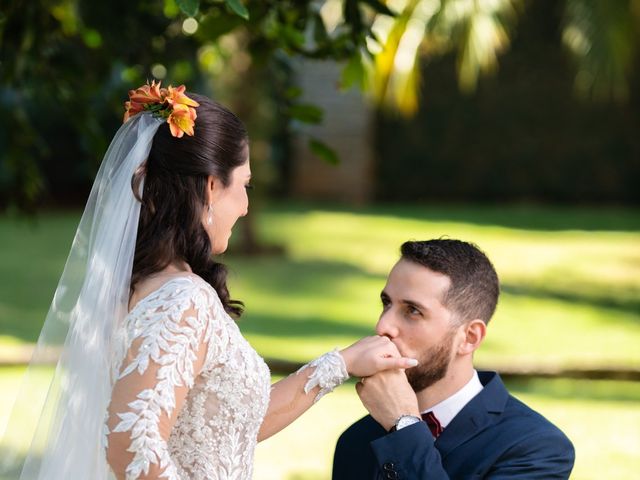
[{"x1": 207, "y1": 204, "x2": 213, "y2": 226}]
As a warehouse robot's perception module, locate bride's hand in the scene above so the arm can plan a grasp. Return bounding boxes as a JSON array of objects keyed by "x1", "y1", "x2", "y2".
[{"x1": 339, "y1": 336, "x2": 418, "y2": 378}]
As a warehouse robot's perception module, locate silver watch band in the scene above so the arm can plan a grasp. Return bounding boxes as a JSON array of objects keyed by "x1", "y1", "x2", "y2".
[{"x1": 395, "y1": 414, "x2": 422, "y2": 430}]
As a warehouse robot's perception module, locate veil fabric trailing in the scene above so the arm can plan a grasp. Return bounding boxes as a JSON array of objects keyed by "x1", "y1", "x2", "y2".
[{"x1": 0, "y1": 113, "x2": 163, "y2": 479}]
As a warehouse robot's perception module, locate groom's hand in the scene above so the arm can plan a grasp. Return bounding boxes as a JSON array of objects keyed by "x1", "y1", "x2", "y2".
[{"x1": 356, "y1": 369, "x2": 420, "y2": 431}]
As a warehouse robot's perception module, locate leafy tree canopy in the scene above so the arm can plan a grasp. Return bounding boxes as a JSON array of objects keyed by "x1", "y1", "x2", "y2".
[{"x1": 1, "y1": 0, "x2": 637, "y2": 209}]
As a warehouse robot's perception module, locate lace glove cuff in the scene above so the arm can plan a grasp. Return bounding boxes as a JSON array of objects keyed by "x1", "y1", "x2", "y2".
[{"x1": 297, "y1": 348, "x2": 350, "y2": 403}]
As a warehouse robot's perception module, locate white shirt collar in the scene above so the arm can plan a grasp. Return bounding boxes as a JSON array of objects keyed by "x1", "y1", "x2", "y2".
[{"x1": 422, "y1": 370, "x2": 483, "y2": 428}]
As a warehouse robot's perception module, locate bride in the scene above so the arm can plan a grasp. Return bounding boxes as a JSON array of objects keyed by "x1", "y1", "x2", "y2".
[{"x1": 0, "y1": 83, "x2": 417, "y2": 480}]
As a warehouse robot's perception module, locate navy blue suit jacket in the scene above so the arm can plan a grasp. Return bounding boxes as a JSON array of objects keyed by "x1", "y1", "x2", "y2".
[{"x1": 333, "y1": 371, "x2": 574, "y2": 479}]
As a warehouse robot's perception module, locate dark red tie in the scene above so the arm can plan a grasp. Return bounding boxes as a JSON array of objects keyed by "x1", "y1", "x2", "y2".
[{"x1": 422, "y1": 411, "x2": 443, "y2": 438}]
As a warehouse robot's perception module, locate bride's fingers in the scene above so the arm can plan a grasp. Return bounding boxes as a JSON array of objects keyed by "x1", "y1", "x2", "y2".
[
  {"x1": 378, "y1": 342, "x2": 401, "y2": 358},
  {"x1": 378, "y1": 356, "x2": 419, "y2": 370}
]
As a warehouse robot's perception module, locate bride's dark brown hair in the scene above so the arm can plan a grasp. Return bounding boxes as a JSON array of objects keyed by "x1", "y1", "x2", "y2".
[{"x1": 130, "y1": 94, "x2": 246, "y2": 317}]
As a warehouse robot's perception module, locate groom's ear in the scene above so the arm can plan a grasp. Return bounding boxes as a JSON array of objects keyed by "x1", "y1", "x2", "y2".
[{"x1": 456, "y1": 319, "x2": 486, "y2": 356}]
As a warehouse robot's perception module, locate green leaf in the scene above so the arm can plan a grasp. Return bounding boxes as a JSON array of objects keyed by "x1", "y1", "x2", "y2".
[
  {"x1": 280, "y1": 23, "x2": 306, "y2": 49},
  {"x1": 163, "y1": 0, "x2": 181, "y2": 18},
  {"x1": 198, "y1": 10, "x2": 244, "y2": 40},
  {"x1": 176, "y1": 0, "x2": 199, "y2": 17},
  {"x1": 312, "y1": 12, "x2": 329, "y2": 45},
  {"x1": 284, "y1": 87, "x2": 303, "y2": 100},
  {"x1": 225, "y1": 0, "x2": 249, "y2": 20},
  {"x1": 309, "y1": 138, "x2": 339, "y2": 165},
  {"x1": 289, "y1": 104, "x2": 324, "y2": 124},
  {"x1": 341, "y1": 53, "x2": 365, "y2": 91},
  {"x1": 82, "y1": 29, "x2": 102, "y2": 49}
]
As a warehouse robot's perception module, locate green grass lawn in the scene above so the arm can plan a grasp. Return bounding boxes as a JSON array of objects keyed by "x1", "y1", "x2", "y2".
[
  {"x1": 231, "y1": 203, "x2": 640, "y2": 369},
  {"x1": 255, "y1": 377, "x2": 640, "y2": 480},
  {"x1": 3, "y1": 203, "x2": 637, "y2": 367},
  {"x1": 1, "y1": 369, "x2": 638, "y2": 480},
  {"x1": 1, "y1": 202, "x2": 639, "y2": 478}
]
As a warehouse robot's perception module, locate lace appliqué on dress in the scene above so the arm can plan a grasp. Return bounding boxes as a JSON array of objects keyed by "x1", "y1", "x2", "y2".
[
  {"x1": 105, "y1": 276, "x2": 271, "y2": 480},
  {"x1": 297, "y1": 348, "x2": 349, "y2": 402},
  {"x1": 112, "y1": 279, "x2": 213, "y2": 480}
]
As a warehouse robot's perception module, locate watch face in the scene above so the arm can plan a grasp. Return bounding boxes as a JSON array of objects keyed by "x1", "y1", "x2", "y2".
[{"x1": 397, "y1": 415, "x2": 421, "y2": 430}]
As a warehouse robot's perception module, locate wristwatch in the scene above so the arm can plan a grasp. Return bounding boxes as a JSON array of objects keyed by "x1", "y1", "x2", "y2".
[{"x1": 392, "y1": 414, "x2": 422, "y2": 432}]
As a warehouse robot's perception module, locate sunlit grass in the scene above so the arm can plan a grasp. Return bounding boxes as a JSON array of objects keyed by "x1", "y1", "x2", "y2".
[
  {"x1": 1, "y1": 204, "x2": 639, "y2": 369},
  {"x1": 232, "y1": 203, "x2": 640, "y2": 368},
  {"x1": 0, "y1": 365, "x2": 55, "y2": 462},
  {"x1": 2, "y1": 370, "x2": 638, "y2": 480},
  {"x1": 255, "y1": 376, "x2": 640, "y2": 480},
  {"x1": 1, "y1": 203, "x2": 639, "y2": 479},
  {"x1": 507, "y1": 378, "x2": 640, "y2": 480},
  {"x1": 254, "y1": 204, "x2": 639, "y2": 301}
]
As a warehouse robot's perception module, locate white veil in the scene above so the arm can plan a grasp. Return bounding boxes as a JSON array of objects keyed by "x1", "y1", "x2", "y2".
[{"x1": 0, "y1": 113, "x2": 163, "y2": 479}]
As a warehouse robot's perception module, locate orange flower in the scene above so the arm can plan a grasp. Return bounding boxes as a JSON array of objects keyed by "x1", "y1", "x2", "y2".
[
  {"x1": 167, "y1": 104, "x2": 197, "y2": 138},
  {"x1": 123, "y1": 80, "x2": 165, "y2": 122},
  {"x1": 129, "y1": 80, "x2": 164, "y2": 105},
  {"x1": 165, "y1": 85, "x2": 199, "y2": 108},
  {"x1": 123, "y1": 80, "x2": 199, "y2": 138},
  {"x1": 123, "y1": 100, "x2": 145, "y2": 122}
]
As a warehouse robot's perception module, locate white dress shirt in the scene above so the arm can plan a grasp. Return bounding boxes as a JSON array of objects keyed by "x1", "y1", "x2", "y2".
[{"x1": 422, "y1": 370, "x2": 484, "y2": 428}]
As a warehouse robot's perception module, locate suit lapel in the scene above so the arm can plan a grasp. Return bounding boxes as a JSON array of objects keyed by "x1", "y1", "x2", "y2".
[{"x1": 435, "y1": 371, "x2": 509, "y2": 458}]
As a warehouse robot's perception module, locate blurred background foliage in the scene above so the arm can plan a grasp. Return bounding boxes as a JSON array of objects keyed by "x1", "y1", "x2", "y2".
[
  {"x1": 1, "y1": 0, "x2": 639, "y2": 211},
  {"x1": 375, "y1": 0, "x2": 640, "y2": 203}
]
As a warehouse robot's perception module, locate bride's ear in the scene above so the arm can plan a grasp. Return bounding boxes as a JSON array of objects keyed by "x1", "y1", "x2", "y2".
[
  {"x1": 205, "y1": 175, "x2": 216, "y2": 204},
  {"x1": 205, "y1": 175, "x2": 227, "y2": 205}
]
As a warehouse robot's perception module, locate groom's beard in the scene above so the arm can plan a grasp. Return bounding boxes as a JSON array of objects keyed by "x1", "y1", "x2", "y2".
[{"x1": 406, "y1": 329, "x2": 457, "y2": 393}]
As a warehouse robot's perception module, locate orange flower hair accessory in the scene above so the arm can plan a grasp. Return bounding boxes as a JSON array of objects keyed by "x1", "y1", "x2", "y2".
[{"x1": 123, "y1": 80, "x2": 200, "y2": 138}]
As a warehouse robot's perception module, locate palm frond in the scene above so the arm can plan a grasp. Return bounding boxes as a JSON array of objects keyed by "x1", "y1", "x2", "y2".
[
  {"x1": 562, "y1": 0, "x2": 638, "y2": 102},
  {"x1": 431, "y1": 0, "x2": 521, "y2": 93},
  {"x1": 369, "y1": 0, "x2": 440, "y2": 115},
  {"x1": 367, "y1": 0, "x2": 520, "y2": 115}
]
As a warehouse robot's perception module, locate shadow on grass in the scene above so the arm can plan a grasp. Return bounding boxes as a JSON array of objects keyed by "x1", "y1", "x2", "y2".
[
  {"x1": 502, "y1": 283, "x2": 640, "y2": 318},
  {"x1": 269, "y1": 202, "x2": 640, "y2": 233},
  {"x1": 0, "y1": 257, "x2": 382, "y2": 345},
  {"x1": 231, "y1": 257, "x2": 380, "y2": 338},
  {"x1": 505, "y1": 377, "x2": 640, "y2": 404},
  {"x1": 3, "y1": 254, "x2": 638, "y2": 347},
  {"x1": 227, "y1": 256, "x2": 384, "y2": 298},
  {"x1": 238, "y1": 313, "x2": 373, "y2": 338},
  {"x1": 3, "y1": 204, "x2": 639, "y2": 348}
]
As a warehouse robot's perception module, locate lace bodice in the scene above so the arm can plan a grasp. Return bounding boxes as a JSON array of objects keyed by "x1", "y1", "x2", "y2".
[{"x1": 104, "y1": 275, "x2": 271, "y2": 480}]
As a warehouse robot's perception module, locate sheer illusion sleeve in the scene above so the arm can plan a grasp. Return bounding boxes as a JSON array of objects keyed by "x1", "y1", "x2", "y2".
[{"x1": 104, "y1": 278, "x2": 219, "y2": 480}]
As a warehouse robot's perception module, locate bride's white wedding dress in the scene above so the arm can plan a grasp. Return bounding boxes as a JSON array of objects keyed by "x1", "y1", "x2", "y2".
[
  {"x1": 2, "y1": 114, "x2": 347, "y2": 480},
  {"x1": 105, "y1": 275, "x2": 271, "y2": 480}
]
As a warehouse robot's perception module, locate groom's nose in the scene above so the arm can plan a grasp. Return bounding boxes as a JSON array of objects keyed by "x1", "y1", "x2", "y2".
[{"x1": 375, "y1": 311, "x2": 399, "y2": 339}]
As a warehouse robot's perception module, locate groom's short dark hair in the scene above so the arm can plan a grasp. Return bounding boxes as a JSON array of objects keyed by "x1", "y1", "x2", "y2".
[{"x1": 400, "y1": 239, "x2": 499, "y2": 324}]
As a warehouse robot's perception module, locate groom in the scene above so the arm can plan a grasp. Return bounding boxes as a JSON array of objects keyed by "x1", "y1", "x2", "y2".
[{"x1": 333, "y1": 239, "x2": 574, "y2": 479}]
